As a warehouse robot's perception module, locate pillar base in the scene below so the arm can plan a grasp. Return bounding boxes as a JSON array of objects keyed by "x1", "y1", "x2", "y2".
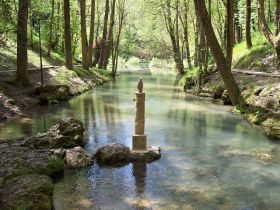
[{"x1": 132, "y1": 135, "x2": 147, "y2": 151}]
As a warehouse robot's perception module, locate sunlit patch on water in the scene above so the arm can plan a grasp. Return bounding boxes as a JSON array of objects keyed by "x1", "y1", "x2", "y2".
[{"x1": 1, "y1": 72, "x2": 280, "y2": 209}]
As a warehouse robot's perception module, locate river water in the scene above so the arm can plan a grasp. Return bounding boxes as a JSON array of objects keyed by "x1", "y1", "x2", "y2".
[{"x1": 1, "y1": 71, "x2": 280, "y2": 210}]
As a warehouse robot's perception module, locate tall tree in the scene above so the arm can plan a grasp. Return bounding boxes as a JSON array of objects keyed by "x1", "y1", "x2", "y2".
[
  {"x1": 79, "y1": 0, "x2": 89, "y2": 69},
  {"x1": 257, "y1": 0, "x2": 280, "y2": 65},
  {"x1": 98, "y1": 0, "x2": 110, "y2": 69},
  {"x1": 226, "y1": 0, "x2": 234, "y2": 67},
  {"x1": 47, "y1": 0, "x2": 55, "y2": 57},
  {"x1": 103, "y1": 0, "x2": 116, "y2": 70},
  {"x1": 63, "y1": 0, "x2": 73, "y2": 69},
  {"x1": 276, "y1": 0, "x2": 280, "y2": 35},
  {"x1": 16, "y1": 0, "x2": 29, "y2": 86},
  {"x1": 88, "y1": 0, "x2": 95, "y2": 67},
  {"x1": 112, "y1": 0, "x2": 126, "y2": 77},
  {"x1": 235, "y1": 1, "x2": 242, "y2": 43},
  {"x1": 194, "y1": 0, "x2": 240, "y2": 105},
  {"x1": 163, "y1": 0, "x2": 184, "y2": 74},
  {"x1": 246, "y1": 0, "x2": 252, "y2": 48},
  {"x1": 180, "y1": 0, "x2": 192, "y2": 70}
]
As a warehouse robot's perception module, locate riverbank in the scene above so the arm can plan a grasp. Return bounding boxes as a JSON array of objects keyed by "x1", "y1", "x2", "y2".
[
  {"x1": 0, "y1": 118, "x2": 87, "y2": 210},
  {"x1": 184, "y1": 70, "x2": 280, "y2": 140},
  {"x1": 0, "y1": 66, "x2": 112, "y2": 120}
]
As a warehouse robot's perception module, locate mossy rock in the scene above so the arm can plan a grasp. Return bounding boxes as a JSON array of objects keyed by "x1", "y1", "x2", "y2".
[
  {"x1": 24, "y1": 118, "x2": 85, "y2": 149},
  {"x1": 35, "y1": 84, "x2": 70, "y2": 104},
  {"x1": 0, "y1": 174, "x2": 54, "y2": 210}
]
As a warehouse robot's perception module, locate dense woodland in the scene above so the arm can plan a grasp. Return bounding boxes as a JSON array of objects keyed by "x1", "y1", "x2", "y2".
[{"x1": 0, "y1": 0, "x2": 279, "y2": 104}]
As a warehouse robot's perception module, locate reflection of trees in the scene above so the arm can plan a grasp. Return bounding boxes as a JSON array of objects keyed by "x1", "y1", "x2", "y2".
[
  {"x1": 83, "y1": 97, "x2": 98, "y2": 143},
  {"x1": 101, "y1": 80, "x2": 123, "y2": 144},
  {"x1": 20, "y1": 119, "x2": 33, "y2": 136}
]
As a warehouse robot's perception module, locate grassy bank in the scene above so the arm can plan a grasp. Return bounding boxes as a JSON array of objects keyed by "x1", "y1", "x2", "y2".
[
  {"x1": 181, "y1": 32, "x2": 280, "y2": 140},
  {"x1": 0, "y1": 66, "x2": 112, "y2": 120}
]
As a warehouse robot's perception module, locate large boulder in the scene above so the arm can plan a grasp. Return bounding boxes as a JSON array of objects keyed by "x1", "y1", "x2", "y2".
[
  {"x1": 0, "y1": 174, "x2": 54, "y2": 210},
  {"x1": 95, "y1": 144, "x2": 161, "y2": 166},
  {"x1": 95, "y1": 143, "x2": 131, "y2": 165},
  {"x1": 129, "y1": 146, "x2": 161, "y2": 163},
  {"x1": 35, "y1": 84, "x2": 70, "y2": 104},
  {"x1": 64, "y1": 146, "x2": 94, "y2": 168},
  {"x1": 24, "y1": 118, "x2": 85, "y2": 149}
]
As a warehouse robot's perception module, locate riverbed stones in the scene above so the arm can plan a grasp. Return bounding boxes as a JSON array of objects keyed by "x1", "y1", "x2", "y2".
[
  {"x1": 65, "y1": 146, "x2": 94, "y2": 168},
  {"x1": 95, "y1": 143, "x2": 161, "y2": 166},
  {"x1": 24, "y1": 118, "x2": 85, "y2": 149},
  {"x1": 0, "y1": 118, "x2": 88, "y2": 210}
]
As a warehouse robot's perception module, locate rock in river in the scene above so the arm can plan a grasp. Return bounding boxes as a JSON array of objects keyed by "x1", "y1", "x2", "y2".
[
  {"x1": 95, "y1": 143, "x2": 131, "y2": 165},
  {"x1": 95, "y1": 143, "x2": 161, "y2": 166},
  {"x1": 0, "y1": 118, "x2": 86, "y2": 210},
  {"x1": 65, "y1": 146, "x2": 94, "y2": 168},
  {"x1": 24, "y1": 118, "x2": 85, "y2": 149}
]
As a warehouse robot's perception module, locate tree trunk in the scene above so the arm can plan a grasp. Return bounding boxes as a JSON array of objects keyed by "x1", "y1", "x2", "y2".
[
  {"x1": 276, "y1": 0, "x2": 280, "y2": 35},
  {"x1": 16, "y1": 0, "x2": 30, "y2": 86},
  {"x1": 63, "y1": 0, "x2": 73, "y2": 69},
  {"x1": 112, "y1": 0, "x2": 125, "y2": 77},
  {"x1": 246, "y1": 0, "x2": 253, "y2": 48},
  {"x1": 257, "y1": 0, "x2": 280, "y2": 65},
  {"x1": 98, "y1": 0, "x2": 110, "y2": 69},
  {"x1": 47, "y1": 0, "x2": 55, "y2": 57},
  {"x1": 235, "y1": 1, "x2": 242, "y2": 43},
  {"x1": 54, "y1": 1, "x2": 61, "y2": 50},
  {"x1": 194, "y1": 0, "x2": 240, "y2": 105},
  {"x1": 226, "y1": 0, "x2": 234, "y2": 67},
  {"x1": 80, "y1": 0, "x2": 89, "y2": 69},
  {"x1": 163, "y1": 0, "x2": 184, "y2": 74},
  {"x1": 182, "y1": 0, "x2": 192, "y2": 70},
  {"x1": 103, "y1": 0, "x2": 116, "y2": 70},
  {"x1": 88, "y1": 0, "x2": 95, "y2": 67}
]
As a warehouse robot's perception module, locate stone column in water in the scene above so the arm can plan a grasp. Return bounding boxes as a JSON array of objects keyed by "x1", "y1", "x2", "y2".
[{"x1": 132, "y1": 78, "x2": 147, "y2": 151}]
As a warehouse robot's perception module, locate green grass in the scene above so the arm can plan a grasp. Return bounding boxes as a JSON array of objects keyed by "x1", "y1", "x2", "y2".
[
  {"x1": 0, "y1": 41, "x2": 65, "y2": 71},
  {"x1": 178, "y1": 67, "x2": 199, "y2": 86},
  {"x1": 53, "y1": 66, "x2": 112, "y2": 95},
  {"x1": 233, "y1": 32, "x2": 274, "y2": 69}
]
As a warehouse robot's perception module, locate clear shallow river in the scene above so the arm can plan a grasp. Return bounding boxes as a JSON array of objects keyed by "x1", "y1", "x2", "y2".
[{"x1": 1, "y1": 72, "x2": 280, "y2": 210}]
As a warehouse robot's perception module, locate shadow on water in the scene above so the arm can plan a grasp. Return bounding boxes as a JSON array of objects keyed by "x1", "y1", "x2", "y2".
[{"x1": 1, "y1": 71, "x2": 280, "y2": 209}]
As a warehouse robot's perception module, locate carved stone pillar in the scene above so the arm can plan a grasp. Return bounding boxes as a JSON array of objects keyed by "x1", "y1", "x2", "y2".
[{"x1": 132, "y1": 78, "x2": 147, "y2": 151}]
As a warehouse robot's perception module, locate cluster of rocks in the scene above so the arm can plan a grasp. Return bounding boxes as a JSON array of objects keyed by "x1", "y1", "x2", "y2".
[
  {"x1": 0, "y1": 118, "x2": 92, "y2": 210},
  {"x1": 0, "y1": 118, "x2": 161, "y2": 210}
]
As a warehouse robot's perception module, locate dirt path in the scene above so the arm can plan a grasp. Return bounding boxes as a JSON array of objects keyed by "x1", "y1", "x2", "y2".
[{"x1": 232, "y1": 69, "x2": 280, "y2": 78}]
